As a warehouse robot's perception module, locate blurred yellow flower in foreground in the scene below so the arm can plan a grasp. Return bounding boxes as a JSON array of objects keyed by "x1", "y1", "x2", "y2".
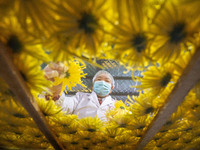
[
  {"x1": 13, "y1": 54, "x2": 51, "y2": 95},
  {"x1": 107, "y1": 0, "x2": 153, "y2": 69},
  {"x1": 0, "y1": 17, "x2": 50, "y2": 62},
  {"x1": 50, "y1": 0, "x2": 114, "y2": 58},
  {"x1": 150, "y1": 1, "x2": 200, "y2": 63}
]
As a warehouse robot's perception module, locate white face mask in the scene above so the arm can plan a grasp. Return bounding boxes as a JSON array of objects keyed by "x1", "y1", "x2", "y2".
[{"x1": 93, "y1": 81, "x2": 111, "y2": 97}]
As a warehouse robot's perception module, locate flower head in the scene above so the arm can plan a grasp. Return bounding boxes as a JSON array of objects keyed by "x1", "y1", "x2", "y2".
[
  {"x1": 106, "y1": 100, "x2": 129, "y2": 121},
  {"x1": 0, "y1": 100, "x2": 34, "y2": 127},
  {"x1": 13, "y1": 54, "x2": 51, "y2": 95},
  {"x1": 49, "y1": 0, "x2": 114, "y2": 58},
  {"x1": 0, "y1": 17, "x2": 50, "y2": 62},
  {"x1": 127, "y1": 94, "x2": 158, "y2": 116},
  {"x1": 104, "y1": 126, "x2": 125, "y2": 139},
  {"x1": 79, "y1": 117, "x2": 103, "y2": 133},
  {"x1": 13, "y1": 0, "x2": 58, "y2": 36},
  {"x1": 150, "y1": 1, "x2": 200, "y2": 62},
  {"x1": 36, "y1": 98, "x2": 63, "y2": 119},
  {"x1": 136, "y1": 64, "x2": 177, "y2": 95},
  {"x1": 107, "y1": 0, "x2": 153, "y2": 69}
]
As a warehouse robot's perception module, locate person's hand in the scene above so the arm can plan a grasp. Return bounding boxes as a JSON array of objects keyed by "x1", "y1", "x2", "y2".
[
  {"x1": 44, "y1": 62, "x2": 68, "y2": 81},
  {"x1": 44, "y1": 62, "x2": 67, "y2": 99},
  {"x1": 49, "y1": 83, "x2": 63, "y2": 98},
  {"x1": 45, "y1": 83, "x2": 62, "y2": 101}
]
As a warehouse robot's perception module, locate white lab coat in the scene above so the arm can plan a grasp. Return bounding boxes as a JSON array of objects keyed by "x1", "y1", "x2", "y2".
[{"x1": 55, "y1": 91, "x2": 115, "y2": 121}]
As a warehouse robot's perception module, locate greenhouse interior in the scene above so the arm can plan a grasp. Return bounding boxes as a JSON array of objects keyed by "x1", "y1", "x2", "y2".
[{"x1": 0, "y1": 0, "x2": 200, "y2": 150}]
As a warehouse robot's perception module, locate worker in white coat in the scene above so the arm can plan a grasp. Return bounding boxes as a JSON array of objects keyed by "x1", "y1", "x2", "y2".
[{"x1": 44, "y1": 64, "x2": 115, "y2": 121}]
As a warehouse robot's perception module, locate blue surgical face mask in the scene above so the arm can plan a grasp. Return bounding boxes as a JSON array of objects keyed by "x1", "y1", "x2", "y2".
[{"x1": 93, "y1": 81, "x2": 111, "y2": 97}]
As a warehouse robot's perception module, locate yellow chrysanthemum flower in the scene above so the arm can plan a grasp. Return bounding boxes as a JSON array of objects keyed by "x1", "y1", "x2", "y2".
[
  {"x1": 15, "y1": 129, "x2": 51, "y2": 149},
  {"x1": 53, "y1": 61, "x2": 87, "y2": 95},
  {"x1": 107, "y1": 0, "x2": 153, "y2": 69},
  {"x1": 17, "y1": 129, "x2": 51, "y2": 150},
  {"x1": 131, "y1": 129, "x2": 145, "y2": 140},
  {"x1": 189, "y1": 128, "x2": 200, "y2": 140},
  {"x1": 114, "y1": 100, "x2": 127, "y2": 110},
  {"x1": 0, "y1": 100, "x2": 34, "y2": 127},
  {"x1": 103, "y1": 139, "x2": 119, "y2": 150},
  {"x1": 106, "y1": 100, "x2": 129, "y2": 121},
  {"x1": 0, "y1": 132, "x2": 21, "y2": 148},
  {"x1": 154, "y1": 138, "x2": 171, "y2": 149},
  {"x1": 162, "y1": 132, "x2": 182, "y2": 143},
  {"x1": 127, "y1": 115, "x2": 153, "y2": 131},
  {"x1": 162, "y1": 141, "x2": 184, "y2": 150},
  {"x1": 186, "y1": 108, "x2": 200, "y2": 124},
  {"x1": 151, "y1": 86, "x2": 173, "y2": 108},
  {"x1": 177, "y1": 120, "x2": 197, "y2": 133},
  {"x1": 78, "y1": 141, "x2": 93, "y2": 150},
  {"x1": 104, "y1": 126, "x2": 125, "y2": 139},
  {"x1": 151, "y1": 132, "x2": 165, "y2": 142},
  {"x1": 0, "y1": 17, "x2": 50, "y2": 62},
  {"x1": 13, "y1": 54, "x2": 51, "y2": 95},
  {"x1": 109, "y1": 112, "x2": 133, "y2": 129},
  {"x1": 22, "y1": 127, "x2": 47, "y2": 143},
  {"x1": 55, "y1": 119, "x2": 80, "y2": 135},
  {"x1": 42, "y1": 32, "x2": 79, "y2": 62},
  {"x1": 158, "y1": 107, "x2": 184, "y2": 133},
  {"x1": 185, "y1": 143, "x2": 200, "y2": 150},
  {"x1": 58, "y1": 133, "x2": 81, "y2": 149},
  {"x1": 0, "y1": 125, "x2": 25, "y2": 139},
  {"x1": 115, "y1": 133, "x2": 137, "y2": 149},
  {"x1": 186, "y1": 136, "x2": 200, "y2": 150},
  {"x1": 51, "y1": 115, "x2": 78, "y2": 131},
  {"x1": 35, "y1": 98, "x2": 63, "y2": 119},
  {"x1": 78, "y1": 117, "x2": 103, "y2": 133},
  {"x1": 136, "y1": 64, "x2": 177, "y2": 95},
  {"x1": 143, "y1": 140, "x2": 157, "y2": 150},
  {"x1": 150, "y1": 1, "x2": 200, "y2": 62},
  {"x1": 50, "y1": 0, "x2": 114, "y2": 58},
  {"x1": 145, "y1": 138, "x2": 179, "y2": 150},
  {"x1": 181, "y1": 91, "x2": 200, "y2": 111},
  {"x1": 13, "y1": 0, "x2": 58, "y2": 36},
  {"x1": 178, "y1": 133, "x2": 194, "y2": 146},
  {"x1": 77, "y1": 130, "x2": 95, "y2": 142},
  {"x1": 0, "y1": 120, "x2": 24, "y2": 134},
  {"x1": 127, "y1": 94, "x2": 158, "y2": 116},
  {"x1": 90, "y1": 131, "x2": 107, "y2": 147}
]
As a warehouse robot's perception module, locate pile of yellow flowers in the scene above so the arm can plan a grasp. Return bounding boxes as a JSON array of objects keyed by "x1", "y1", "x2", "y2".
[{"x1": 0, "y1": 0, "x2": 200, "y2": 149}]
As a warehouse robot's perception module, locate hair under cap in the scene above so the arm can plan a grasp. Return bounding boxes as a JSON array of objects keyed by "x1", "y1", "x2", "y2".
[{"x1": 92, "y1": 70, "x2": 115, "y2": 87}]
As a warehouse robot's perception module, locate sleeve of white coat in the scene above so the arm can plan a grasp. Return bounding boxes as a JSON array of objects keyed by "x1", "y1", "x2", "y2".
[{"x1": 55, "y1": 92, "x2": 81, "y2": 114}]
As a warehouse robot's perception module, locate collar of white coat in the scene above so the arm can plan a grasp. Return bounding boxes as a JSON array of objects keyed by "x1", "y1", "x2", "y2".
[{"x1": 89, "y1": 91, "x2": 114, "y2": 107}]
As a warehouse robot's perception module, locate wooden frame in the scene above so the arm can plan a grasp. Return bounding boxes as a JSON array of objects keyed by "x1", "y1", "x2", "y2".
[
  {"x1": 136, "y1": 47, "x2": 200, "y2": 150},
  {"x1": 0, "y1": 42, "x2": 64, "y2": 150}
]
